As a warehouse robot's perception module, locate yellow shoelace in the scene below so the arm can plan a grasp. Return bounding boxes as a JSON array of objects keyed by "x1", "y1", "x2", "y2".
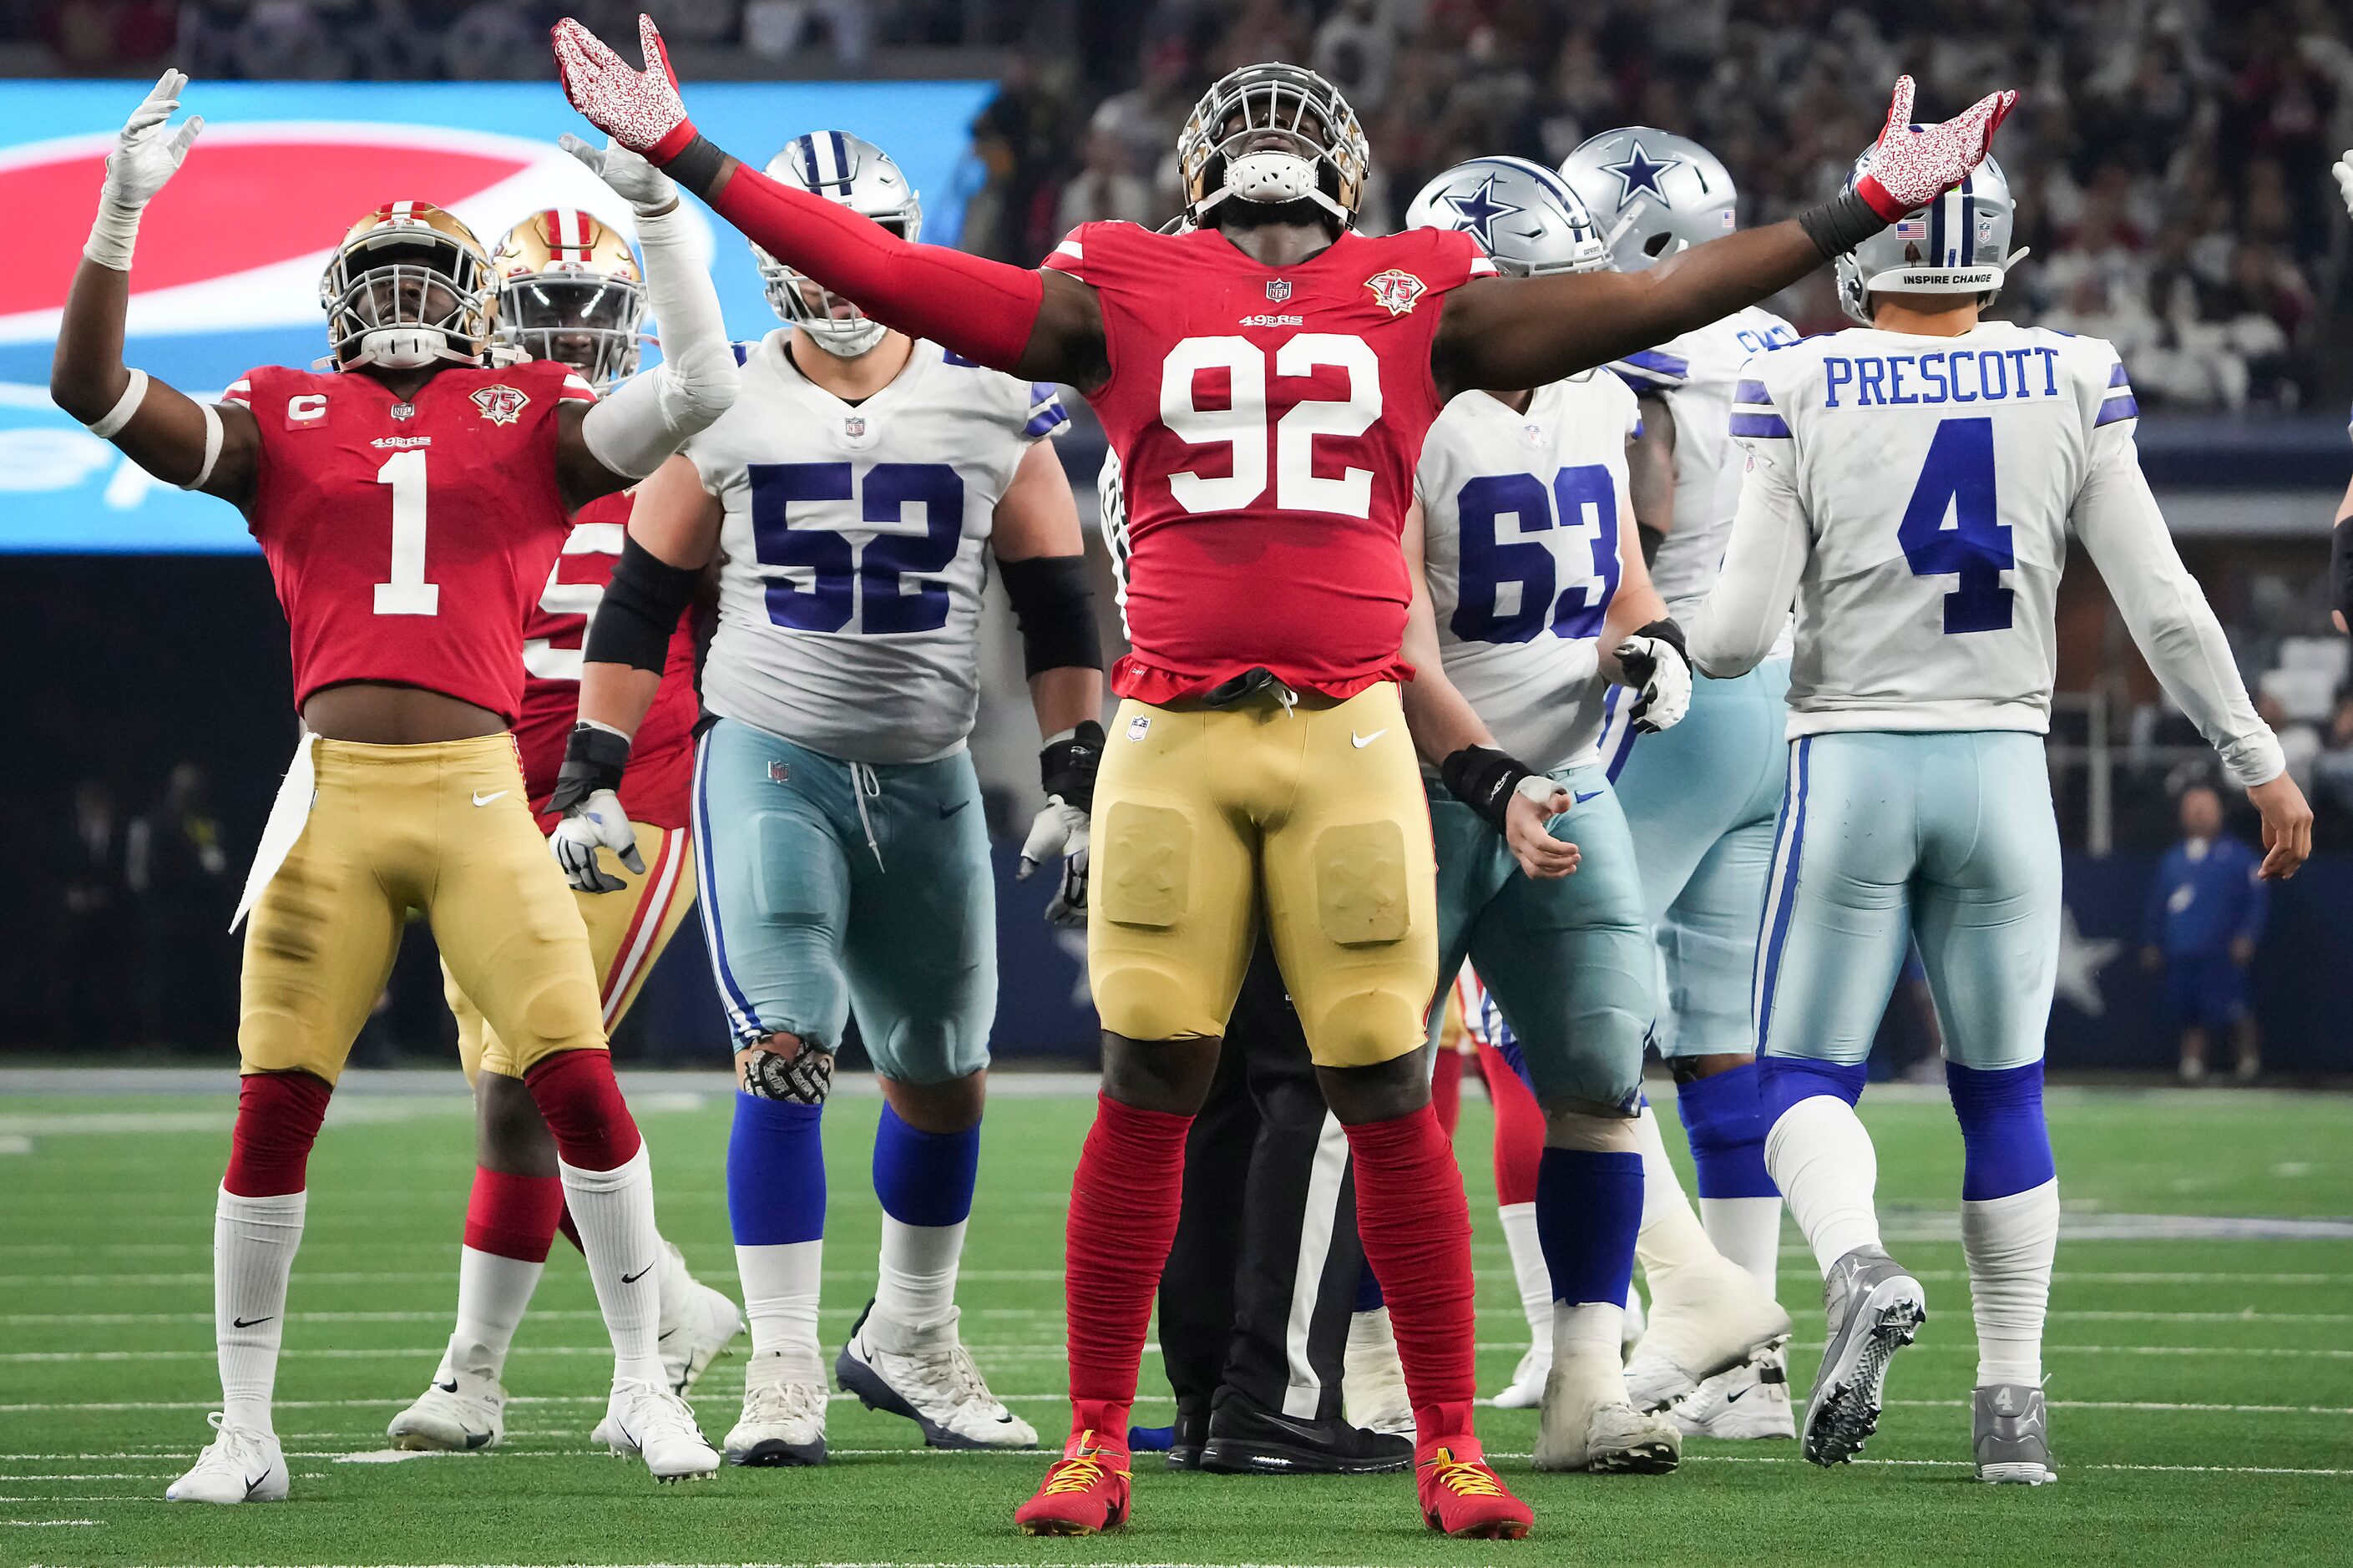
[
  {"x1": 1040, "y1": 1434, "x2": 1129, "y2": 1497},
  {"x1": 1424, "y1": 1448, "x2": 1504, "y2": 1498}
]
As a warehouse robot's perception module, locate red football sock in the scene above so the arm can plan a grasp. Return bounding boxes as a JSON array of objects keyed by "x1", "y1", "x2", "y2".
[
  {"x1": 223, "y1": 1071, "x2": 332, "y2": 1197},
  {"x1": 555, "y1": 1202, "x2": 584, "y2": 1255},
  {"x1": 1477, "y1": 1039, "x2": 1544, "y2": 1206},
  {"x1": 521, "y1": 1049, "x2": 642, "y2": 1171},
  {"x1": 1430, "y1": 1048, "x2": 1465, "y2": 1141},
  {"x1": 1343, "y1": 1104, "x2": 1476, "y2": 1442},
  {"x1": 462, "y1": 1167, "x2": 566, "y2": 1263},
  {"x1": 1063, "y1": 1093, "x2": 1192, "y2": 1444}
]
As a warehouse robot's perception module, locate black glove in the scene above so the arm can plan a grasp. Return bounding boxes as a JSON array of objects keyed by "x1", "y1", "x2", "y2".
[
  {"x1": 1038, "y1": 720, "x2": 1105, "y2": 811},
  {"x1": 548, "y1": 721, "x2": 632, "y2": 817},
  {"x1": 1441, "y1": 745, "x2": 1541, "y2": 835}
]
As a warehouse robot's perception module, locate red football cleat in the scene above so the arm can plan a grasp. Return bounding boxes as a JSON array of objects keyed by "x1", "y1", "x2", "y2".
[
  {"x1": 1418, "y1": 1438, "x2": 1533, "y2": 1540},
  {"x1": 1014, "y1": 1429, "x2": 1131, "y2": 1537}
]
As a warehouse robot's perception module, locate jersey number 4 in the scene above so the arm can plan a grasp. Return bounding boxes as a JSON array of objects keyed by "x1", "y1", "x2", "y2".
[
  {"x1": 1898, "y1": 416, "x2": 2012, "y2": 634},
  {"x1": 1451, "y1": 465, "x2": 1620, "y2": 644},
  {"x1": 1160, "y1": 335, "x2": 1381, "y2": 518},
  {"x1": 746, "y1": 462, "x2": 964, "y2": 635}
]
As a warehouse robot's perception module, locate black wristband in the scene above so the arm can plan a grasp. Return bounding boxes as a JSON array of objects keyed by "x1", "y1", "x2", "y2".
[
  {"x1": 1797, "y1": 186, "x2": 1887, "y2": 260},
  {"x1": 1630, "y1": 617, "x2": 1688, "y2": 660},
  {"x1": 665, "y1": 133, "x2": 731, "y2": 202},
  {"x1": 1040, "y1": 720, "x2": 1105, "y2": 812},
  {"x1": 999, "y1": 554, "x2": 1103, "y2": 677},
  {"x1": 2331, "y1": 513, "x2": 2353, "y2": 629},
  {"x1": 549, "y1": 722, "x2": 631, "y2": 816},
  {"x1": 1440, "y1": 745, "x2": 1537, "y2": 834}
]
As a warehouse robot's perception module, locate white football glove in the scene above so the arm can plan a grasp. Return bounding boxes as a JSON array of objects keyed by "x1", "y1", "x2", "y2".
[
  {"x1": 1615, "y1": 624, "x2": 1693, "y2": 735},
  {"x1": 1018, "y1": 798, "x2": 1090, "y2": 928},
  {"x1": 87, "y1": 70, "x2": 203, "y2": 271},
  {"x1": 559, "y1": 130, "x2": 677, "y2": 215},
  {"x1": 549, "y1": 787, "x2": 644, "y2": 895}
]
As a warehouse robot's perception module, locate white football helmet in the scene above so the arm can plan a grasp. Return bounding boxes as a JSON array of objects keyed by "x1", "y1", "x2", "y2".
[
  {"x1": 1834, "y1": 144, "x2": 2019, "y2": 325},
  {"x1": 1557, "y1": 128, "x2": 1738, "y2": 273},
  {"x1": 755, "y1": 131, "x2": 920, "y2": 357}
]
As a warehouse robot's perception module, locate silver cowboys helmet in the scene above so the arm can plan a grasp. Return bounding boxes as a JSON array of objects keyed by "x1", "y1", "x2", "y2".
[
  {"x1": 1405, "y1": 156, "x2": 1609, "y2": 276},
  {"x1": 755, "y1": 130, "x2": 921, "y2": 357},
  {"x1": 1176, "y1": 62, "x2": 1370, "y2": 230},
  {"x1": 1834, "y1": 141, "x2": 2019, "y2": 325},
  {"x1": 1557, "y1": 127, "x2": 1738, "y2": 273}
]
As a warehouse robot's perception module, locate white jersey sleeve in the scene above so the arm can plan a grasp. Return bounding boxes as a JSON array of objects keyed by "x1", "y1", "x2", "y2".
[
  {"x1": 688, "y1": 332, "x2": 1069, "y2": 763},
  {"x1": 2067, "y1": 362, "x2": 2285, "y2": 787},
  {"x1": 1414, "y1": 370, "x2": 1641, "y2": 772}
]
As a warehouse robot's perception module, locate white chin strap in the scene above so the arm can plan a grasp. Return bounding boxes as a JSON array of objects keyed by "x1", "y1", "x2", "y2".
[{"x1": 354, "y1": 326, "x2": 448, "y2": 371}]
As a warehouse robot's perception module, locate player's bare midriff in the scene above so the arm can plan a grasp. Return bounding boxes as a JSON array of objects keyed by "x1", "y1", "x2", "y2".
[{"x1": 301, "y1": 682, "x2": 507, "y2": 745}]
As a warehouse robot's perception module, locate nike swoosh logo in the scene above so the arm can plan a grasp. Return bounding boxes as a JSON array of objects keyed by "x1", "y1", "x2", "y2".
[
  {"x1": 1350, "y1": 729, "x2": 1388, "y2": 749},
  {"x1": 1573, "y1": 789, "x2": 1604, "y2": 805},
  {"x1": 244, "y1": 1467, "x2": 271, "y2": 1498},
  {"x1": 472, "y1": 790, "x2": 508, "y2": 807},
  {"x1": 621, "y1": 1262, "x2": 655, "y2": 1284},
  {"x1": 231, "y1": 1315, "x2": 274, "y2": 1328},
  {"x1": 435, "y1": 1378, "x2": 458, "y2": 1393},
  {"x1": 939, "y1": 800, "x2": 969, "y2": 817},
  {"x1": 1723, "y1": 1384, "x2": 1748, "y2": 1404}
]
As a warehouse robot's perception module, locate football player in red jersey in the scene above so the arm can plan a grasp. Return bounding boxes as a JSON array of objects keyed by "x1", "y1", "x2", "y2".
[
  {"x1": 385, "y1": 209, "x2": 741, "y2": 1456},
  {"x1": 554, "y1": 15, "x2": 2011, "y2": 1540},
  {"x1": 49, "y1": 73, "x2": 740, "y2": 1500}
]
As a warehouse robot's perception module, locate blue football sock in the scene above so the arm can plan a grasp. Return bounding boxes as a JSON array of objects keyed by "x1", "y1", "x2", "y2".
[
  {"x1": 726, "y1": 1091, "x2": 827, "y2": 1247},
  {"x1": 1534, "y1": 1148, "x2": 1644, "y2": 1307},
  {"x1": 1354, "y1": 1259, "x2": 1384, "y2": 1314},
  {"x1": 1676, "y1": 1061, "x2": 1780, "y2": 1201},
  {"x1": 1758, "y1": 1055, "x2": 1868, "y2": 1126},
  {"x1": 1946, "y1": 1060, "x2": 2055, "y2": 1201},
  {"x1": 871, "y1": 1103, "x2": 979, "y2": 1227}
]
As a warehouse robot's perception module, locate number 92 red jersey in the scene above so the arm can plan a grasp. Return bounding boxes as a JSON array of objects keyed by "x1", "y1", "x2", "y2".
[
  {"x1": 222, "y1": 357, "x2": 595, "y2": 726},
  {"x1": 1045, "y1": 220, "x2": 1495, "y2": 703}
]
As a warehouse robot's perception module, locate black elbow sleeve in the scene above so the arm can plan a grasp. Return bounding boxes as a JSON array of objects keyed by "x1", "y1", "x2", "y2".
[
  {"x1": 586, "y1": 535, "x2": 701, "y2": 673},
  {"x1": 998, "y1": 554, "x2": 1102, "y2": 678}
]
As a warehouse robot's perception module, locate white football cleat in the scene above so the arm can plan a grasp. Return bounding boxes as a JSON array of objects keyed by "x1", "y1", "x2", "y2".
[
  {"x1": 1534, "y1": 1370, "x2": 1682, "y2": 1474},
  {"x1": 836, "y1": 1302, "x2": 1037, "y2": 1449},
  {"x1": 655, "y1": 1242, "x2": 742, "y2": 1395},
  {"x1": 1624, "y1": 1255, "x2": 1791, "y2": 1412},
  {"x1": 592, "y1": 1378, "x2": 720, "y2": 1483},
  {"x1": 165, "y1": 1413, "x2": 287, "y2": 1504},
  {"x1": 1342, "y1": 1307, "x2": 1415, "y2": 1439},
  {"x1": 1491, "y1": 1343, "x2": 1551, "y2": 1410},
  {"x1": 723, "y1": 1370, "x2": 829, "y2": 1466},
  {"x1": 1667, "y1": 1348, "x2": 1796, "y2": 1440},
  {"x1": 387, "y1": 1364, "x2": 506, "y2": 1451},
  {"x1": 1623, "y1": 1282, "x2": 1646, "y2": 1358}
]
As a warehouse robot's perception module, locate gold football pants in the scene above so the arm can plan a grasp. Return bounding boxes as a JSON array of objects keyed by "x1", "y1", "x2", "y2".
[{"x1": 1087, "y1": 683, "x2": 1437, "y2": 1068}]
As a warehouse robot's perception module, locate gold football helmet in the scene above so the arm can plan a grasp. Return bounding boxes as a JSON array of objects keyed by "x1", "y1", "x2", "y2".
[
  {"x1": 491, "y1": 208, "x2": 647, "y2": 392},
  {"x1": 319, "y1": 200, "x2": 494, "y2": 372}
]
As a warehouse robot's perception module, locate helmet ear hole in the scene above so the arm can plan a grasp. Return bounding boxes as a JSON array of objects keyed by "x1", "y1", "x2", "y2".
[{"x1": 1642, "y1": 230, "x2": 1674, "y2": 258}]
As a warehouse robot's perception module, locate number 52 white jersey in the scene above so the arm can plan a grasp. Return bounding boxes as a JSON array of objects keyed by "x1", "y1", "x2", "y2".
[{"x1": 1689, "y1": 321, "x2": 2281, "y2": 787}]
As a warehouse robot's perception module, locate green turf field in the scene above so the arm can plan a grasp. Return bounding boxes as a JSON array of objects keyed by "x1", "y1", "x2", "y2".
[{"x1": 3, "y1": 1076, "x2": 2350, "y2": 1567}]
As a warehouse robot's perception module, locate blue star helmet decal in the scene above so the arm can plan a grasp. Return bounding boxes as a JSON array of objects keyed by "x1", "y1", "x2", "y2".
[
  {"x1": 1600, "y1": 138, "x2": 1682, "y2": 206},
  {"x1": 1438, "y1": 172, "x2": 1526, "y2": 250}
]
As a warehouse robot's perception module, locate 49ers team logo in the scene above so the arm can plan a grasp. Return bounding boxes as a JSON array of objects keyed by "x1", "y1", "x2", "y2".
[
  {"x1": 470, "y1": 383, "x2": 531, "y2": 426},
  {"x1": 1363, "y1": 268, "x2": 1428, "y2": 316}
]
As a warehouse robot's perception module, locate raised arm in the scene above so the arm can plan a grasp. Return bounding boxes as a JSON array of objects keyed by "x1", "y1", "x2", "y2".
[
  {"x1": 51, "y1": 72, "x2": 260, "y2": 508},
  {"x1": 1433, "y1": 77, "x2": 2014, "y2": 393},
  {"x1": 1687, "y1": 429, "x2": 1809, "y2": 679},
  {"x1": 550, "y1": 16, "x2": 1107, "y2": 389}
]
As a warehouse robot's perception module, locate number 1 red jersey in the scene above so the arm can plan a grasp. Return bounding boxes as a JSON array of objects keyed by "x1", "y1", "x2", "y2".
[
  {"x1": 222, "y1": 358, "x2": 595, "y2": 725},
  {"x1": 1045, "y1": 220, "x2": 1495, "y2": 702},
  {"x1": 513, "y1": 489, "x2": 702, "y2": 832}
]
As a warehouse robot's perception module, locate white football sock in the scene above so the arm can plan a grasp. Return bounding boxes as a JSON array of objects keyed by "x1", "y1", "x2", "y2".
[
  {"x1": 1962, "y1": 1178, "x2": 2059, "y2": 1387},
  {"x1": 873, "y1": 1216, "x2": 966, "y2": 1338},
  {"x1": 736, "y1": 1239, "x2": 826, "y2": 1386},
  {"x1": 557, "y1": 1146, "x2": 663, "y2": 1387},
  {"x1": 437, "y1": 1245, "x2": 545, "y2": 1383},
  {"x1": 1495, "y1": 1201, "x2": 1553, "y2": 1348},
  {"x1": 214, "y1": 1186, "x2": 306, "y2": 1436},
  {"x1": 1630, "y1": 1104, "x2": 1718, "y2": 1294},
  {"x1": 1765, "y1": 1095, "x2": 1883, "y2": 1277},
  {"x1": 1699, "y1": 1196, "x2": 1784, "y2": 1296},
  {"x1": 1550, "y1": 1301, "x2": 1626, "y2": 1409}
]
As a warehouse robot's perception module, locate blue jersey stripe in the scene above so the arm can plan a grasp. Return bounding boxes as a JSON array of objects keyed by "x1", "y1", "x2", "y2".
[
  {"x1": 1728, "y1": 412, "x2": 1793, "y2": 438},
  {"x1": 1753, "y1": 736, "x2": 1812, "y2": 1051},
  {"x1": 1024, "y1": 402, "x2": 1070, "y2": 438},
  {"x1": 691, "y1": 729, "x2": 762, "y2": 1041},
  {"x1": 1620, "y1": 348, "x2": 1690, "y2": 380},
  {"x1": 2108, "y1": 362, "x2": 2130, "y2": 387},
  {"x1": 1733, "y1": 378, "x2": 1772, "y2": 404},
  {"x1": 2093, "y1": 393, "x2": 2140, "y2": 427}
]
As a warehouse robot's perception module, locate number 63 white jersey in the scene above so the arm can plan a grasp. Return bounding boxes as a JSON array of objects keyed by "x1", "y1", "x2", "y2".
[
  {"x1": 1414, "y1": 368, "x2": 1642, "y2": 774},
  {"x1": 1689, "y1": 321, "x2": 2280, "y2": 787},
  {"x1": 686, "y1": 331, "x2": 1068, "y2": 765}
]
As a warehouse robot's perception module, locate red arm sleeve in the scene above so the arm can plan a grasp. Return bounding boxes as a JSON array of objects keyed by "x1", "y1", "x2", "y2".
[{"x1": 708, "y1": 163, "x2": 1045, "y2": 372}]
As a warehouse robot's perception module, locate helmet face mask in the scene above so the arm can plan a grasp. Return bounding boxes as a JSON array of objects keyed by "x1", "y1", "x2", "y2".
[
  {"x1": 320, "y1": 203, "x2": 493, "y2": 373},
  {"x1": 1404, "y1": 155, "x2": 1611, "y2": 279},
  {"x1": 1833, "y1": 144, "x2": 2016, "y2": 326},
  {"x1": 1556, "y1": 128, "x2": 1738, "y2": 275},
  {"x1": 757, "y1": 131, "x2": 920, "y2": 359},
  {"x1": 1177, "y1": 63, "x2": 1369, "y2": 230},
  {"x1": 492, "y1": 209, "x2": 646, "y2": 392}
]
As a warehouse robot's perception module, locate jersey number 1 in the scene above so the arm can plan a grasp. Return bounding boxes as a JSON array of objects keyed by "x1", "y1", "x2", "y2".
[
  {"x1": 372, "y1": 450, "x2": 439, "y2": 616},
  {"x1": 1897, "y1": 416, "x2": 2011, "y2": 634}
]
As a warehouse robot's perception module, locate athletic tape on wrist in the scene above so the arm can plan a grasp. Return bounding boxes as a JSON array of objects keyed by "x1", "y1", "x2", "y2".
[
  {"x1": 83, "y1": 196, "x2": 141, "y2": 272},
  {"x1": 83, "y1": 368, "x2": 149, "y2": 438}
]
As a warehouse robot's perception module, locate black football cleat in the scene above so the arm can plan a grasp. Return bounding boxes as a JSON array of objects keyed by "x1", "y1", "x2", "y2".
[{"x1": 1198, "y1": 1388, "x2": 1414, "y2": 1475}]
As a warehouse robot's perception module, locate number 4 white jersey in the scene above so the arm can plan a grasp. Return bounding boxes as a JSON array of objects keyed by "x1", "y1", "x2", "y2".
[
  {"x1": 1414, "y1": 369, "x2": 1642, "y2": 773},
  {"x1": 686, "y1": 331, "x2": 1068, "y2": 764},
  {"x1": 1688, "y1": 322, "x2": 2283, "y2": 787}
]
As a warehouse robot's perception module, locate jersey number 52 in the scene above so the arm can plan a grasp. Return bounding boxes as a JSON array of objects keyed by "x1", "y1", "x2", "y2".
[{"x1": 746, "y1": 461, "x2": 964, "y2": 635}]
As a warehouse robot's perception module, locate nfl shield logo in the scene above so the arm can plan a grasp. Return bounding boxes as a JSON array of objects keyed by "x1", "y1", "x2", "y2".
[
  {"x1": 767, "y1": 760, "x2": 792, "y2": 783},
  {"x1": 1266, "y1": 278, "x2": 1293, "y2": 303},
  {"x1": 469, "y1": 383, "x2": 530, "y2": 426},
  {"x1": 844, "y1": 415, "x2": 867, "y2": 438}
]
